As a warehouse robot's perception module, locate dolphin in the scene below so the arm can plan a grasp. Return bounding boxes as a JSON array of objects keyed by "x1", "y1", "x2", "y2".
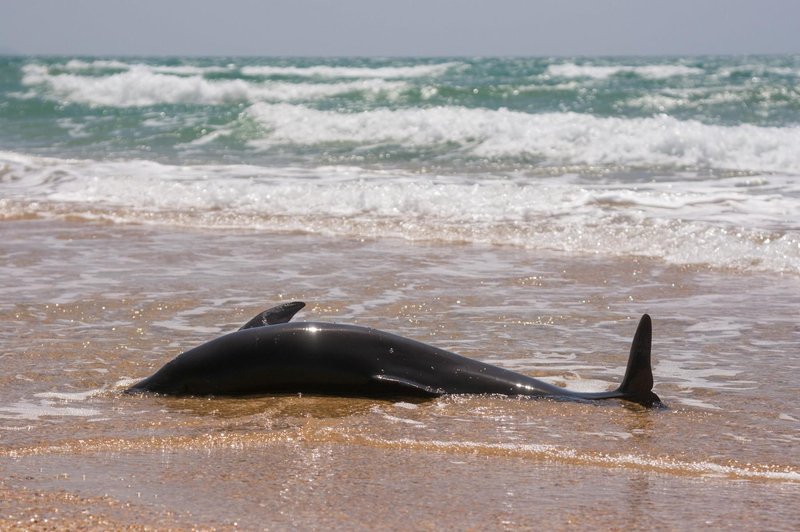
[{"x1": 126, "y1": 302, "x2": 662, "y2": 407}]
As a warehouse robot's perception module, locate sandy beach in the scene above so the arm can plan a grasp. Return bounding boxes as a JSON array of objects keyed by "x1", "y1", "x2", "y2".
[{"x1": 1, "y1": 219, "x2": 798, "y2": 529}]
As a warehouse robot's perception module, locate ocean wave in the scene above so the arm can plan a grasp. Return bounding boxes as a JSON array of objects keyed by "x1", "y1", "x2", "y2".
[
  {"x1": 50, "y1": 59, "x2": 459, "y2": 78},
  {"x1": 623, "y1": 84, "x2": 800, "y2": 115},
  {"x1": 240, "y1": 103, "x2": 800, "y2": 174},
  {"x1": 240, "y1": 62, "x2": 461, "y2": 78},
  {"x1": 624, "y1": 89, "x2": 746, "y2": 113},
  {"x1": 716, "y1": 63, "x2": 800, "y2": 78},
  {"x1": 2, "y1": 151, "x2": 798, "y2": 274},
  {"x1": 20, "y1": 64, "x2": 409, "y2": 106},
  {"x1": 57, "y1": 59, "x2": 236, "y2": 76},
  {"x1": 545, "y1": 63, "x2": 705, "y2": 80},
  {"x1": 61, "y1": 59, "x2": 132, "y2": 71}
]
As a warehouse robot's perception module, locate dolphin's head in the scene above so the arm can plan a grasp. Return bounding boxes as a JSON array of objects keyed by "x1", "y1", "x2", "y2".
[
  {"x1": 125, "y1": 358, "x2": 193, "y2": 395},
  {"x1": 124, "y1": 326, "x2": 297, "y2": 396}
]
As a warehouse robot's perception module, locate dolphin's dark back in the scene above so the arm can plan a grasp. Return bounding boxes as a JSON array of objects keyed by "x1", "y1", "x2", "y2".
[
  {"x1": 130, "y1": 323, "x2": 376, "y2": 395},
  {"x1": 128, "y1": 321, "x2": 552, "y2": 397}
]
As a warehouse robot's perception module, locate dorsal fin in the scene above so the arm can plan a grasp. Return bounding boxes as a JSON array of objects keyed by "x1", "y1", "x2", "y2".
[{"x1": 238, "y1": 301, "x2": 305, "y2": 330}]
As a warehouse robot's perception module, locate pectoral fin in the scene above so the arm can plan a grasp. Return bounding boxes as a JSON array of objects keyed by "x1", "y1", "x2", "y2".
[{"x1": 372, "y1": 374, "x2": 444, "y2": 396}]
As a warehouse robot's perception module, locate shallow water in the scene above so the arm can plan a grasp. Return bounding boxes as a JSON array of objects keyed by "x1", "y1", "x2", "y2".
[{"x1": 1, "y1": 219, "x2": 798, "y2": 529}]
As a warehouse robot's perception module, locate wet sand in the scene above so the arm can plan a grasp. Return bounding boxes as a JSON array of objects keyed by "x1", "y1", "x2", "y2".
[{"x1": 1, "y1": 219, "x2": 798, "y2": 530}]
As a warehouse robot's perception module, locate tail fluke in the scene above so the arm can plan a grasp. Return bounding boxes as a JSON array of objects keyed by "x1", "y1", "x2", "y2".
[{"x1": 616, "y1": 314, "x2": 663, "y2": 407}]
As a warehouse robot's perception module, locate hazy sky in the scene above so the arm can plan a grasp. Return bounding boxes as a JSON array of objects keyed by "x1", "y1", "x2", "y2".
[{"x1": 2, "y1": 0, "x2": 798, "y2": 57}]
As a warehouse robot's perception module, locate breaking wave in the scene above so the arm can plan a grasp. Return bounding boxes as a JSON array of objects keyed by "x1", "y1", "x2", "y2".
[
  {"x1": 20, "y1": 64, "x2": 411, "y2": 106},
  {"x1": 2, "y1": 150, "x2": 798, "y2": 274},
  {"x1": 239, "y1": 103, "x2": 800, "y2": 174}
]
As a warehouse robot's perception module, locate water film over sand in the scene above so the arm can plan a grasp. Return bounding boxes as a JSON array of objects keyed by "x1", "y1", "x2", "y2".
[{"x1": 1, "y1": 219, "x2": 798, "y2": 529}]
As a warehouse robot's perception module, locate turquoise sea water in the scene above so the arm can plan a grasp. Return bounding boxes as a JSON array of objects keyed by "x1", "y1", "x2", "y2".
[{"x1": 1, "y1": 55, "x2": 799, "y2": 272}]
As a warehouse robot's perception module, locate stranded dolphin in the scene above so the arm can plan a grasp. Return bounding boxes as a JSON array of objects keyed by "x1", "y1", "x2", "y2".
[{"x1": 126, "y1": 302, "x2": 662, "y2": 407}]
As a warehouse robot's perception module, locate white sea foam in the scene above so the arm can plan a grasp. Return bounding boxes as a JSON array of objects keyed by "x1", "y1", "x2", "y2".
[
  {"x1": 242, "y1": 103, "x2": 800, "y2": 174},
  {"x1": 0, "y1": 388, "x2": 108, "y2": 421},
  {"x1": 626, "y1": 85, "x2": 800, "y2": 114},
  {"x1": 60, "y1": 59, "x2": 236, "y2": 75},
  {"x1": 717, "y1": 63, "x2": 800, "y2": 78},
  {"x1": 51, "y1": 59, "x2": 458, "y2": 79},
  {"x1": 2, "y1": 150, "x2": 798, "y2": 274},
  {"x1": 35, "y1": 390, "x2": 101, "y2": 401},
  {"x1": 673, "y1": 397, "x2": 723, "y2": 410},
  {"x1": 20, "y1": 64, "x2": 409, "y2": 106},
  {"x1": 0, "y1": 400, "x2": 101, "y2": 420},
  {"x1": 148, "y1": 64, "x2": 236, "y2": 75},
  {"x1": 546, "y1": 63, "x2": 704, "y2": 80},
  {"x1": 241, "y1": 62, "x2": 460, "y2": 78},
  {"x1": 62, "y1": 59, "x2": 131, "y2": 70},
  {"x1": 624, "y1": 88, "x2": 748, "y2": 112}
]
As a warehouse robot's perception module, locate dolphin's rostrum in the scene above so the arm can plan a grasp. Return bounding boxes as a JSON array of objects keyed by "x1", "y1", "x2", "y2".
[{"x1": 127, "y1": 302, "x2": 662, "y2": 407}]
